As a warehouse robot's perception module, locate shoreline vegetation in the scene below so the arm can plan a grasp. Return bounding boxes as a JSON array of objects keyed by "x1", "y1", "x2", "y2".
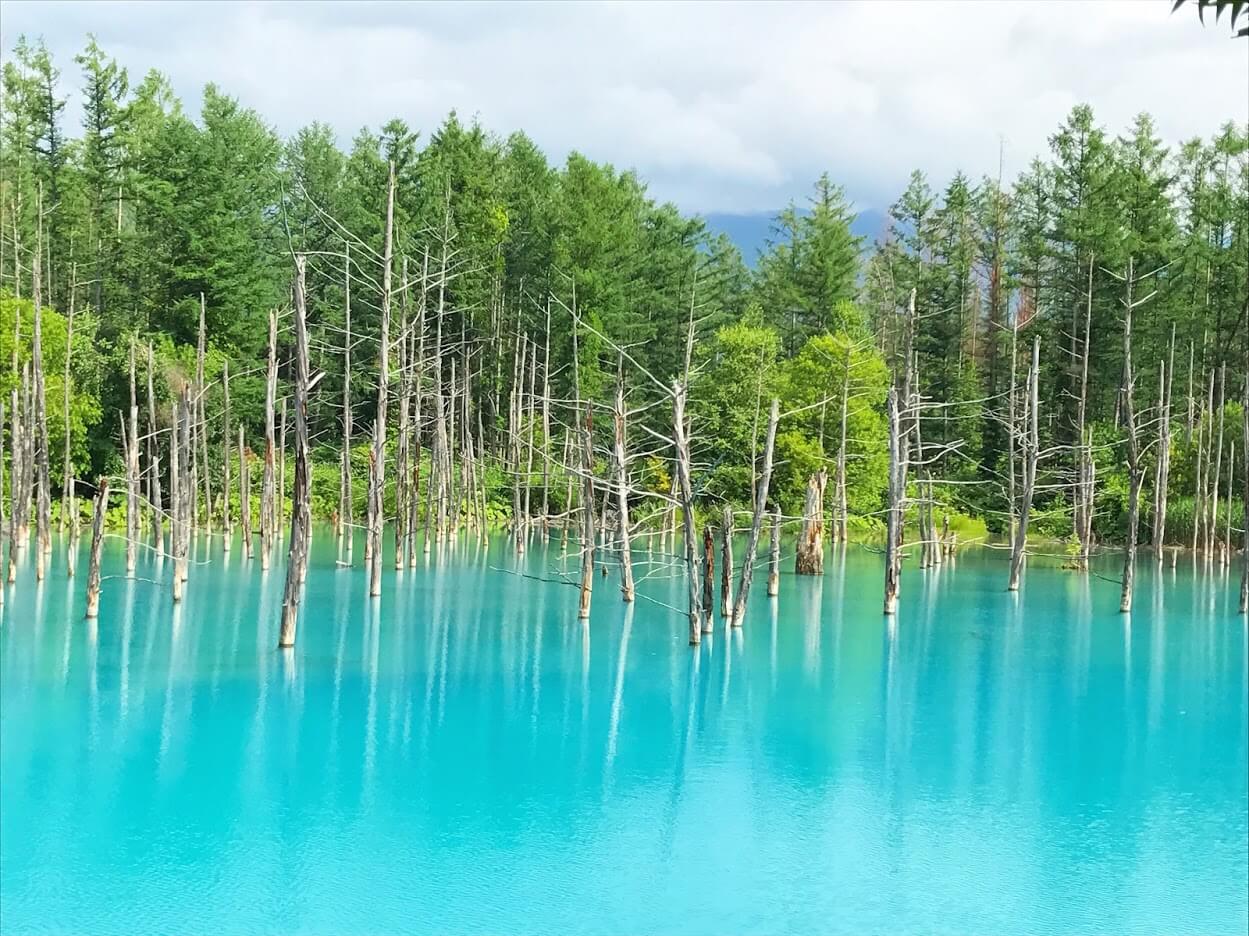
[{"x1": 2, "y1": 37, "x2": 1247, "y2": 637}]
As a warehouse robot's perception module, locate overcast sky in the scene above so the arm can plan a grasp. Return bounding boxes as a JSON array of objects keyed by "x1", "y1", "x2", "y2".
[{"x1": 1, "y1": 0, "x2": 1245, "y2": 215}]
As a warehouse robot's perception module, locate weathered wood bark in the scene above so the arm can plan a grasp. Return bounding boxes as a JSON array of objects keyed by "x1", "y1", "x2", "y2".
[
  {"x1": 368, "y1": 162, "x2": 396, "y2": 597},
  {"x1": 146, "y1": 343, "x2": 163, "y2": 552},
  {"x1": 125, "y1": 341, "x2": 139, "y2": 576},
  {"x1": 173, "y1": 391, "x2": 192, "y2": 601},
  {"x1": 394, "y1": 256, "x2": 411, "y2": 571},
  {"x1": 1240, "y1": 377, "x2": 1247, "y2": 614},
  {"x1": 767, "y1": 510, "x2": 781, "y2": 596},
  {"x1": 1224, "y1": 440, "x2": 1235, "y2": 567},
  {"x1": 261, "y1": 305, "x2": 277, "y2": 570},
  {"x1": 84, "y1": 478, "x2": 108, "y2": 619},
  {"x1": 5, "y1": 391, "x2": 16, "y2": 583},
  {"x1": 239, "y1": 424, "x2": 252, "y2": 559},
  {"x1": 612, "y1": 369, "x2": 634, "y2": 602},
  {"x1": 795, "y1": 468, "x2": 828, "y2": 574},
  {"x1": 340, "y1": 243, "x2": 353, "y2": 560},
  {"x1": 720, "y1": 505, "x2": 733, "y2": 617},
  {"x1": 577, "y1": 411, "x2": 596, "y2": 622},
  {"x1": 541, "y1": 301, "x2": 552, "y2": 530},
  {"x1": 1193, "y1": 370, "x2": 1212, "y2": 552},
  {"x1": 30, "y1": 209, "x2": 51, "y2": 579},
  {"x1": 279, "y1": 256, "x2": 312, "y2": 649},
  {"x1": 1120, "y1": 260, "x2": 1143, "y2": 614},
  {"x1": 0, "y1": 400, "x2": 6, "y2": 595},
  {"x1": 1074, "y1": 257, "x2": 1095, "y2": 570},
  {"x1": 195, "y1": 294, "x2": 212, "y2": 532},
  {"x1": 278, "y1": 396, "x2": 287, "y2": 541},
  {"x1": 222, "y1": 360, "x2": 232, "y2": 552},
  {"x1": 732, "y1": 398, "x2": 779, "y2": 627},
  {"x1": 673, "y1": 382, "x2": 702, "y2": 643},
  {"x1": 835, "y1": 340, "x2": 851, "y2": 543},
  {"x1": 1008, "y1": 337, "x2": 1039, "y2": 591},
  {"x1": 701, "y1": 525, "x2": 715, "y2": 633},
  {"x1": 1151, "y1": 325, "x2": 1175, "y2": 556},
  {"x1": 170, "y1": 392, "x2": 182, "y2": 601},
  {"x1": 1208, "y1": 364, "x2": 1226, "y2": 557},
  {"x1": 883, "y1": 387, "x2": 903, "y2": 615},
  {"x1": 61, "y1": 264, "x2": 76, "y2": 538}
]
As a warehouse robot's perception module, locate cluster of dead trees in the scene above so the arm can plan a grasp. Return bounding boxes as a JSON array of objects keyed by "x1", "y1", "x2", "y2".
[{"x1": 5, "y1": 181, "x2": 1248, "y2": 648}]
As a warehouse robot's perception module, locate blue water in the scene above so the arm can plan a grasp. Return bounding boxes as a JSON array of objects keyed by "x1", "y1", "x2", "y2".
[{"x1": 2, "y1": 533, "x2": 1246, "y2": 935}]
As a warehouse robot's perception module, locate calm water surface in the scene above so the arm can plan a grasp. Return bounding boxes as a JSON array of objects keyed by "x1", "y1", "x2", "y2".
[{"x1": 2, "y1": 533, "x2": 1246, "y2": 935}]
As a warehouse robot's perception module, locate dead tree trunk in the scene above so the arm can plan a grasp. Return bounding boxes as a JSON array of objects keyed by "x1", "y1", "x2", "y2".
[
  {"x1": 278, "y1": 396, "x2": 287, "y2": 541},
  {"x1": 795, "y1": 468, "x2": 828, "y2": 574},
  {"x1": 126, "y1": 341, "x2": 139, "y2": 576},
  {"x1": 261, "y1": 305, "x2": 277, "y2": 570},
  {"x1": 701, "y1": 525, "x2": 715, "y2": 633},
  {"x1": 146, "y1": 343, "x2": 163, "y2": 552},
  {"x1": 84, "y1": 478, "x2": 108, "y2": 619},
  {"x1": 279, "y1": 256, "x2": 312, "y2": 649},
  {"x1": 171, "y1": 394, "x2": 184, "y2": 602},
  {"x1": 731, "y1": 398, "x2": 779, "y2": 627},
  {"x1": 767, "y1": 510, "x2": 781, "y2": 596},
  {"x1": 883, "y1": 387, "x2": 903, "y2": 615},
  {"x1": 1120, "y1": 259, "x2": 1146, "y2": 614},
  {"x1": 1240, "y1": 376, "x2": 1247, "y2": 614},
  {"x1": 340, "y1": 243, "x2": 353, "y2": 561},
  {"x1": 836, "y1": 340, "x2": 850, "y2": 542},
  {"x1": 1152, "y1": 325, "x2": 1175, "y2": 557},
  {"x1": 577, "y1": 411, "x2": 595, "y2": 621},
  {"x1": 196, "y1": 294, "x2": 212, "y2": 533},
  {"x1": 368, "y1": 162, "x2": 396, "y2": 597},
  {"x1": 61, "y1": 264, "x2": 76, "y2": 539},
  {"x1": 222, "y1": 361, "x2": 233, "y2": 552},
  {"x1": 1008, "y1": 337, "x2": 1039, "y2": 591},
  {"x1": 612, "y1": 368, "x2": 634, "y2": 602},
  {"x1": 673, "y1": 381, "x2": 702, "y2": 643},
  {"x1": 1193, "y1": 370, "x2": 1212, "y2": 552},
  {"x1": 1074, "y1": 257, "x2": 1095, "y2": 570},
  {"x1": 720, "y1": 505, "x2": 733, "y2": 618},
  {"x1": 30, "y1": 214, "x2": 51, "y2": 579},
  {"x1": 239, "y1": 424, "x2": 252, "y2": 560},
  {"x1": 1208, "y1": 364, "x2": 1226, "y2": 557},
  {"x1": 395, "y1": 256, "x2": 411, "y2": 571}
]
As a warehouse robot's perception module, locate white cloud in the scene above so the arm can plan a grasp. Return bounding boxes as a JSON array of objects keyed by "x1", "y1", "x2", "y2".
[{"x1": 1, "y1": 0, "x2": 1244, "y2": 214}]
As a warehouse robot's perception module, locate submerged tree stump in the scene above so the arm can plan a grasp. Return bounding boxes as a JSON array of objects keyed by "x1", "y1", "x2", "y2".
[
  {"x1": 84, "y1": 478, "x2": 108, "y2": 619},
  {"x1": 795, "y1": 468, "x2": 828, "y2": 575},
  {"x1": 767, "y1": 510, "x2": 781, "y2": 597}
]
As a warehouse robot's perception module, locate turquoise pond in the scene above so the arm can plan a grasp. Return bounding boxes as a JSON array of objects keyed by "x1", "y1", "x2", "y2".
[{"x1": 1, "y1": 532, "x2": 1246, "y2": 935}]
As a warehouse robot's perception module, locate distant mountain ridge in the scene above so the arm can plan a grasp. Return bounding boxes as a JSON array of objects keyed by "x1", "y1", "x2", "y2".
[{"x1": 704, "y1": 209, "x2": 888, "y2": 266}]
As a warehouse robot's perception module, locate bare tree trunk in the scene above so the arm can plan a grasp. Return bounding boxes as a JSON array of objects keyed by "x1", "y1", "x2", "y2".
[
  {"x1": 1224, "y1": 439, "x2": 1235, "y2": 567},
  {"x1": 1074, "y1": 257, "x2": 1094, "y2": 570},
  {"x1": 1209, "y1": 364, "x2": 1226, "y2": 557},
  {"x1": 732, "y1": 398, "x2": 779, "y2": 627},
  {"x1": 395, "y1": 256, "x2": 411, "y2": 570},
  {"x1": 720, "y1": 505, "x2": 733, "y2": 617},
  {"x1": 261, "y1": 306, "x2": 277, "y2": 570},
  {"x1": 1006, "y1": 318, "x2": 1019, "y2": 546},
  {"x1": 884, "y1": 387, "x2": 903, "y2": 615},
  {"x1": 795, "y1": 469, "x2": 828, "y2": 574},
  {"x1": 340, "y1": 243, "x2": 353, "y2": 560},
  {"x1": 701, "y1": 525, "x2": 715, "y2": 632},
  {"x1": 1193, "y1": 370, "x2": 1212, "y2": 552},
  {"x1": 1152, "y1": 325, "x2": 1175, "y2": 556},
  {"x1": 1120, "y1": 260, "x2": 1144, "y2": 614},
  {"x1": 171, "y1": 393, "x2": 184, "y2": 602},
  {"x1": 84, "y1": 478, "x2": 108, "y2": 619},
  {"x1": 6, "y1": 391, "x2": 17, "y2": 584},
  {"x1": 146, "y1": 343, "x2": 163, "y2": 553},
  {"x1": 61, "y1": 263, "x2": 76, "y2": 538},
  {"x1": 836, "y1": 341, "x2": 850, "y2": 543},
  {"x1": 126, "y1": 341, "x2": 138, "y2": 576},
  {"x1": 239, "y1": 424, "x2": 252, "y2": 560},
  {"x1": 1240, "y1": 376, "x2": 1247, "y2": 614},
  {"x1": 767, "y1": 510, "x2": 781, "y2": 596},
  {"x1": 1008, "y1": 337, "x2": 1039, "y2": 591},
  {"x1": 222, "y1": 361, "x2": 233, "y2": 552},
  {"x1": 673, "y1": 382, "x2": 701, "y2": 643},
  {"x1": 577, "y1": 412, "x2": 595, "y2": 621},
  {"x1": 612, "y1": 368, "x2": 634, "y2": 602},
  {"x1": 279, "y1": 396, "x2": 287, "y2": 542},
  {"x1": 368, "y1": 162, "x2": 396, "y2": 597},
  {"x1": 279, "y1": 256, "x2": 312, "y2": 649},
  {"x1": 196, "y1": 294, "x2": 212, "y2": 533},
  {"x1": 541, "y1": 301, "x2": 552, "y2": 531},
  {"x1": 30, "y1": 208, "x2": 51, "y2": 580}
]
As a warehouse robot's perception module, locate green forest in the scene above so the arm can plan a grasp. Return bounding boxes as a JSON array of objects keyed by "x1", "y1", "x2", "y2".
[{"x1": 2, "y1": 35, "x2": 1247, "y2": 556}]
